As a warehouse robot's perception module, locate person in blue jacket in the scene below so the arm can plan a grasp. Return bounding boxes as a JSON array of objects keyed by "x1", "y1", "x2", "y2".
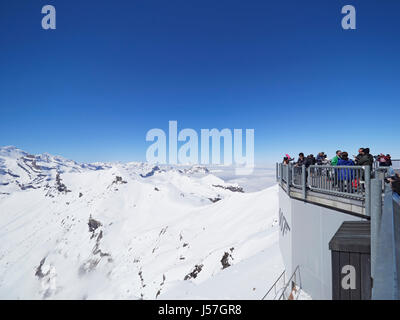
[{"x1": 337, "y1": 152, "x2": 355, "y2": 192}]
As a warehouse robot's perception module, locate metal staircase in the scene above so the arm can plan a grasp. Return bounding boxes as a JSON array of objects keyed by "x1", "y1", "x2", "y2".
[{"x1": 262, "y1": 266, "x2": 302, "y2": 300}]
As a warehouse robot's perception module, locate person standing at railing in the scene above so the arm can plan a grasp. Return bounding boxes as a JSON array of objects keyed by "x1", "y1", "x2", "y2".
[
  {"x1": 386, "y1": 154, "x2": 392, "y2": 167},
  {"x1": 354, "y1": 148, "x2": 364, "y2": 164},
  {"x1": 377, "y1": 154, "x2": 392, "y2": 167},
  {"x1": 282, "y1": 156, "x2": 290, "y2": 165},
  {"x1": 285, "y1": 154, "x2": 294, "y2": 162},
  {"x1": 305, "y1": 154, "x2": 316, "y2": 168},
  {"x1": 295, "y1": 153, "x2": 306, "y2": 167},
  {"x1": 356, "y1": 148, "x2": 374, "y2": 168},
  {"x1": 337, "y1": 152, "x2": 355, "y2": 193},
  {"x1": 331, "y1": 150, "x2": 342, "y2": 187},
  {"x1": 377, "y1": 153, "x2": 388, "y2": 167},
  {"x1": 293, "y1": 153, "x2": 307, "y2": 185},
  {"x1": 303, "y1": 154, "x2": 317, "y2": 187},
  {"x1": 331, "y1": 150, "x2": 342, "y2": 166},
  {"x1": 316, "y1": 152, "x2": 328, "y2": 165}
]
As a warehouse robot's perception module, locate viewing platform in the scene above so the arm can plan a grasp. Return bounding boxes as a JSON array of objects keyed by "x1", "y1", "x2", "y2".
[
  {"x1": 276, "y1": 160, "x2": 400, "y2": 217},
  {"x1": 275, "y1": 160, "x2": 400, "y2": 300}
]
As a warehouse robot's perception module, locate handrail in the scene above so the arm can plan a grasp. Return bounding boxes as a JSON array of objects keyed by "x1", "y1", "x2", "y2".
[
  {"x1": 307, "y1": 164, "x2": 368, "y2": 201},
  {"x1": 277, "y1": 162, "x2": 378, "y2": 216},
  {"x1": 261, "y1": 270, "x2": 286, "y2": 300},
  {"x1": 277, "y1": 265, "x2": 302, "y2": 300},
  {"x1": 374, "y1": 159, "x2": 400, "y2": 170}
]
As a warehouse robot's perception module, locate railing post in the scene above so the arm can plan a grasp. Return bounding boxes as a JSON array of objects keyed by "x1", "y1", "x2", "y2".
[
  {"x1": 276, "y1": 163, "x2": 279, "y2": 182},
  {"x1": 371, "y1": 184, "x2": 400, "y2": 299},
  {"x1": 287, "y1": 164, "x2": 291, "y2": 194},
  {"x1": 302, "y1": 165, "x2": 306, "y2": 200},
  {"x1": 365, "y1": 165, "x2": 371, "y2": 217},
  {"x1": 280, "y1": 164, "x2": 283, "y2": 185},
  {"x1": 371, "y1": 177, "x2": 383, "y2": 282}
]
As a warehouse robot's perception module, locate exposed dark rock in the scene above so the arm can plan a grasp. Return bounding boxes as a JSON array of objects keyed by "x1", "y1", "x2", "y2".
[
  {"x1": 79, "y1": 192, "x2": 83, "y2": 198},
  {"x1": 154, "y1": 187, "x2": 160, "y2": 191},
  {"x1": 183, "y1": 166, "x2": 210, "y2": 174},
  {"x1": 92, "y1": 229, "x2": 111, "y2": 258},
  {"x1": 221, "y1": 250, "x2": 234, "y2": 270},
  {"x1": 138, "y1": 270, "x2": 146, "y2": 288},
  {"x1": 184, "y1": 264, "x2": 203, "y2": 280},
  {"x1": 17, "y1": 163, "x2": 31, "y2": 176},
  {"x1": 35, "y1": 257, "x2": 49, "y2": 278},
  {"x1": 6, "y1": 170, "x2": 20, "y2": 178},
  {"x1": 113, "y1": 176, "x2": 127, "y2": 184},
  {"x1": 140, "y1": 166, "x2": 161, "y2": 178},
  {"x1": 88, "y1": 216, "x2": 102, "y2": 233},
  {"x1": 18, "y1": 183, "x2": 37, "y2": 190},
  {"x1": 31, "y1": 160, "x2": 41, "y2": 171},
  {"x1": 56, "y1": 173, "x2": 70, "y2": 193},
  {"x1": 159, "y1": 226, "x2": 168, "y2": 236},
  {"x1": 212, "y1": 185, "x2": 244, "y2": 193},
  {"x1": 209, "y1": 197, "x2": 222, "y2": 203}
]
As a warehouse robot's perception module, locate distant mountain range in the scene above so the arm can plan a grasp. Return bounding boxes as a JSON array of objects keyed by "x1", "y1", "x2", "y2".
[{"x1": 0, "y1": 146, "x2": 282, "y2": 299}]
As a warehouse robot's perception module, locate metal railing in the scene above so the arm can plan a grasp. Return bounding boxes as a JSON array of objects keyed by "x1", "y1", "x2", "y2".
[
  {"x1": 277, "y1": 265, "x2": 302, "y2": 300},
  {"x1": 277, "y1": 162, "x2": 372, "y2": 216},
  {"x1": 262, "y1": 270, "x2": 286, "y2": 300},
  {"x1": 373, "y1": 159, "x2": 400, "y2": 170},
  {"x1": 392, "y1": 159, "x2": 400, "y2": 170},
  {"x1": 307, "y1": 165, "x2": 367, "y2": 200},
  {"x1": 291, "y1": 166, "x2": 303, "y2": 188}
]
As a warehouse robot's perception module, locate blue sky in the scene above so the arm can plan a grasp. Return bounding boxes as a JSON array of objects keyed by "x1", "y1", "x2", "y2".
[{"x1": 1, "y1": 0, "x2": 399, "y2": 165}]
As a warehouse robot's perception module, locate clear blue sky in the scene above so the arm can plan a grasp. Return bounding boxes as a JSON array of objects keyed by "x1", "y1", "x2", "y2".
[{"x1": 1, "y1": 0, "x2": 399, "y2": 165}]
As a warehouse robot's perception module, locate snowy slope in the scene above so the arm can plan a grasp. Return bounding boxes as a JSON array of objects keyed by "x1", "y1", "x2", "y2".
[{"x1": 0, "y1": 146, "x2": 282, "y2": 300}]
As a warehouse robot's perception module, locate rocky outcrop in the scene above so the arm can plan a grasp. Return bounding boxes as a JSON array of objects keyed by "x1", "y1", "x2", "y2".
[
  {"x1": 184, "y1": 264, "x2": 203, "y2": 280},
  {"x1": 213, "y1": 185, "x2": 244, "y2": 193}
]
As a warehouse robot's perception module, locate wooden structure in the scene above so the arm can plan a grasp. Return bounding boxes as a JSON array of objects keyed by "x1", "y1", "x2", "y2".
[{"x1": 329, "y1": 221, "x2": 371, "y2": 300}]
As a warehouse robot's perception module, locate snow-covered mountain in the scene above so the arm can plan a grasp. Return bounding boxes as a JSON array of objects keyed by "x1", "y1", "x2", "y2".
[{"x1": 0, "y1": 146, "x2": 282, "y2": 299}]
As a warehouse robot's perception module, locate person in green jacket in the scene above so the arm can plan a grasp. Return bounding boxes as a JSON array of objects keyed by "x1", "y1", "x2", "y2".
[{"x1": 331, "y1": 150, "x2": 342, "y2": 166}]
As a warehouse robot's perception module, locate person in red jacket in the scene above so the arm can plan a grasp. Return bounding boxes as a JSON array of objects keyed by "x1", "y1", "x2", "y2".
[{"x1": 377, "y1": 153, "x2": 387, "y2": 167}]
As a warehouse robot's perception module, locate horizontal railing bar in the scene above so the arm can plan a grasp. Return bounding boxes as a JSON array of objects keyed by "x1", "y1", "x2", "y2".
[
  {"x1": 278, "y1": 162, "x2": 373, "y2": 216},
  {"x1": 307, "y1": 186, "x2": 365, "y2": 199},
  {"x1": 308, "y1": 165, "x2": 368, "y2": 169}
]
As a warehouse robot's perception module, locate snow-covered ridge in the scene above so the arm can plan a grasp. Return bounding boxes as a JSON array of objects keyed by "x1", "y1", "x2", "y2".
[
  {"x1": 0, "y1": 146, "x2": 282, "y2": 299},
  {"x1": 0, "y1": 146, "x2": 111, "y2": 194}
]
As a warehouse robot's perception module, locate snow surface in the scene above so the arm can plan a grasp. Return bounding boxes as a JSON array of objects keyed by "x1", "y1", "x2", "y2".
[{"x1": 0, "y1": 146, "x2": 283, "y2": 300}]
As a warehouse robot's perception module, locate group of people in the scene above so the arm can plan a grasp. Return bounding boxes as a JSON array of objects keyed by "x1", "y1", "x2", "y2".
[
  {"x1": 376, "y1": 153, "x2": 393, "y2": 167},
  {"x1": 281, "y1": 148, "x2": 399, "y2": 194},
  {"x1": 282, "y1": 148, "x2": 391, "y2": 169}
]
